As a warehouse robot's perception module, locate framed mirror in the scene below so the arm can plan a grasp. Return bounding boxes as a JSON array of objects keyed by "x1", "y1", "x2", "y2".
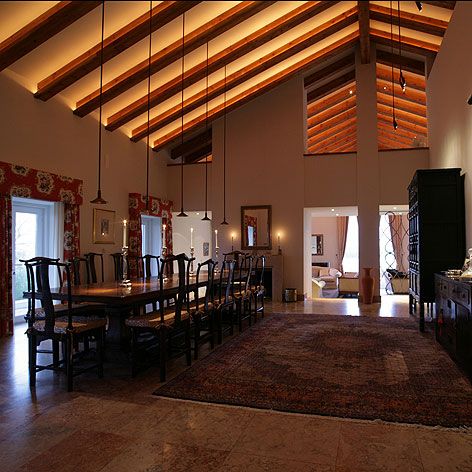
[
  {"x1": 311, "y1": 234, "x2": 323, "y2": 255},
  {"x1": 241, "y1": 205, "x2": 272, "y2": 250}
]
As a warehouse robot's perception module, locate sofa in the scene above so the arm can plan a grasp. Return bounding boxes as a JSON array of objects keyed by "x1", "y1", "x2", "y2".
[
  {"x1": 312, "y1": 265, "x2": 341, "y2": 290},
  {"x1": 339, "y1": 272, "x2": 359, "y2": 296},
  {"x1": 386, "y1": 269, "x2": 409, "y2": 294}
]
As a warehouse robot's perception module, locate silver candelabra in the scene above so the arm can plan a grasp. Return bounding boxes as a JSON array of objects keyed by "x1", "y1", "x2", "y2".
[
  {"x1": 119, "y1": 246, "x2": 132, "y2": 287},
  {"x1": 215, "y1": 246, "x2": 220, "y2": 273},
  {"x1": 189, "y1": 246, "x2": 195, "y2": 277}
]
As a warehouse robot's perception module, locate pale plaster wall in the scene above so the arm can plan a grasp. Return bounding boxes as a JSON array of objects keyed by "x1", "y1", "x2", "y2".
[
  {"x1": 311, "y1": 217, "x2": 338, "y2": 268},
  {"x1": 0, "y1": 72, "x2": 169, "y2": 281},
  {"x1": 428, "y1": 1, "x2": 472, "y2": 248}
]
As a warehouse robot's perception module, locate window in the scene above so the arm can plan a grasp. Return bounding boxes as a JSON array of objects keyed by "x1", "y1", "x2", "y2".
[
  {"x1": 379, "y1": 214, "x2": 395, "y2": 290},
  {"x1": 141, "y1": 215, "x2": 162, "y2": 256},
  {"x1": 12, "y1": 197, "x2": 63, "y2": 322},
  {"x1": 342, "y1": 216, "x2": 359, "y2": 273}
]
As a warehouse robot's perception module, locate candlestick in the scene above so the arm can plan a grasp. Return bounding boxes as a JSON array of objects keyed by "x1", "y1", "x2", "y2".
[
  {"x1": 162, "y1": 223, "x2": 167, "y2": 249},
  {"x1": 190, "y1": 227, "x2": 194, "y2": 249},
  {"x1": 122, "y1": 220, "x2": 128, "y2": 248},
  {"x1": 119, "y1": 245, "x2": 131, "y2": 287},
  {"x1": 277, "y1": 232, "x2": 282, "y2": 255},
  {"x1": 214, "y1": 229, "x2": 218, "y2": 248}
]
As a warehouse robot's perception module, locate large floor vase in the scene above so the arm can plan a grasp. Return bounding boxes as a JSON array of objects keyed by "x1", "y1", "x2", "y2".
[{"x1": 361, "y1": 267, "x2": 374, "y2": 304}]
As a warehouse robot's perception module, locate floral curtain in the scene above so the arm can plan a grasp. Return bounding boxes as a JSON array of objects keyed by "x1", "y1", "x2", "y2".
[
  {"x1": 243, "y1": 215, "x2": 258, "y2": 246},
  {"x1": 128, "y1": 193, "x2": 173, "y2": 277},
  {"x1": 0, "y1": 161, "x2": 83, "y2": 337},
  {"x1": 337, "y1": 216, "x2": 349, "y2": 273}
]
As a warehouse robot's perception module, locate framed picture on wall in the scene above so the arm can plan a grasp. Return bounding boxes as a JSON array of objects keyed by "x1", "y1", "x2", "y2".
[
  {"x1": 93, "y1": 208, "x2": 116, "y2": 244},
  {"x1": 311, "y1": 234, "x2": 323, "y2": 256},
  {"x1": 203, "y1": 242, "x2": 209, "y2": 257}
]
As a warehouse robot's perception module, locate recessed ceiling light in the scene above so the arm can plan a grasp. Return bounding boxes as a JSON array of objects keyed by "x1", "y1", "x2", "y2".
[
  {"x1": 196, "y1": 212, "x2": 199, "y2": 215},
  {"x1": 336, "y1": 213, "x2": 339, "y2": 216},
  {"x1": 383, "y1": 86, "x2": 387, "y2": 90},
  {"x1": 393, "y1": 207, "x2": 397, "y2": 210},
  {"x1": 349, "y1": 90, "x2": 353, "y2": 95},
  {"x1": 331, "y1": 208, "x2": 335, "y2": 212}
]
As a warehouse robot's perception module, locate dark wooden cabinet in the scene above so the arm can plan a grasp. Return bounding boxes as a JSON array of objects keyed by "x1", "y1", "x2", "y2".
[
  {"x1": 435, "y1": 274, "x2": 472, "y2": 374},
  {"x1": 408, "y1": 168, "x2": 465, "y2": 331}
]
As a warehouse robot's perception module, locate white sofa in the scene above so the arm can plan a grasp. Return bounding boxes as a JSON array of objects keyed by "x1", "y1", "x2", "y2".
[
  {"x1": 339, "y1": 272, "x2": 359, "y2": 296},
  {"x1": 312, "y1": 265, "x2": 341, "y2": 290}
]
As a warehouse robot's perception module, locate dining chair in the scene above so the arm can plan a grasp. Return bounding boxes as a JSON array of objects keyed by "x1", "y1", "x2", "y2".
[
  {"x1": 110, "y1": 252, "x2": 124, "y2": 281},
  {"x1": 71, "y1": 256, "x2": 91, "y2": 286},
  {"x1": 233, "y1": 254, "x2": 254, "y2": 332},
  {"x1": 24, "y1": 258, "x2": 106, "y2": 392},
  {"x1": 189, "y1": 258, "x2": 217, "y2": 359},
  {"x1": 251, "y1": 255, "x2": 266, "y2": 321},
  {"x1": 215, "y1": 259, "x2": 236, "y2": 344},
  {"x1": 125, "y1": 253, "x2": 193, "y2": 381},
  {"x1": 84, "y1": 252, "x2": 105, "y2": 283},
  {"x1": 135, "y1": 254, "x2": 161, "y2": 312}
]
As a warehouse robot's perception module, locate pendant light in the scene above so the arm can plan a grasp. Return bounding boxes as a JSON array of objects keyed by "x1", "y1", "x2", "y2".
[
  {"x1": 415, "y1": 2, "x2": 423, "y2": 12},
  {"x1": 220, "y1": 64, "x2": 228, "y2": 225},
  {"x1": 144, "y1": 0, "x2": 152, "y2": 212},
  {"x1": 390, "y1": 1, "x2": 398, "y2": 130},
  {"x1": 90, "y1": 0, "x2": 107, "y2": 204},
  {"x1": 177, "y1": 12, "x2": 188, "y2": 217},
  {"x1": 397, "y1": 1, "x2": 406, "y2": 93},
  {"x1": 201, "y1": 41, "x2": 211, "y2": 221}
]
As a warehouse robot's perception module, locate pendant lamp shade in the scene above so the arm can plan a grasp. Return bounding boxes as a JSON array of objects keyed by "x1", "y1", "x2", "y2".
[{"x1": 90, "y1": 0, "x2": 107, "y2": 205}]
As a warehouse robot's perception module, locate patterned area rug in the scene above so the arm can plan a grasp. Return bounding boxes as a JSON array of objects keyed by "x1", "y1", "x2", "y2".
[{"x1": 154, "y1": 314, "x2": 472, "y2": 427}]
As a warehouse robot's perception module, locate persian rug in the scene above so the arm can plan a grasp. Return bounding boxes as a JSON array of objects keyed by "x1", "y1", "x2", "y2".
[{"x1": 154, "y1": 314, "x2": 472, "y2": 427}]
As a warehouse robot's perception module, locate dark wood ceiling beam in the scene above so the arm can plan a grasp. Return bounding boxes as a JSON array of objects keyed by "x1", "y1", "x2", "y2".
[
  {"x1": 378, "y1": 113, "x2": 428, "y2": 134},
  {"x1": 377, "y1": 78, "x2": 426, "y2": 105},
  {"x1": 111, "y1": 2, "x2": 353, "y2": 132},
  {"x1": 421, "y1": 1, "x2": 456, "y2": 10},
  {"x1": 0, "y1": 1, "x2": 101, "y2": 72},
  {"x1": 369, "y1": 4, "x2": 448, "y2": 37},
  {"x1": 307, "y1": 70, "x2": 356, "y2": 104},
  {"x1": 358, "y1": 1, "x2": 371, "y2": 64},
  {"x1": 377, "y1": 92, "x2": 426, "y2": 118},
  {"x1": 170, "y1": 128, "x2": 212, "y2": 160},
  {"x1": 376, "y1": 63, "x2": 425, "y2": 91},
  {"x1": 307, "y1": 84, "x2": 356, "y2": 118},
  {"x1": 307, "y1": 98, "x2": 356, "y2": 130},
  {"x1": 34, "y1": 1, "x2": 200, "y2": 101},
  {"x1": 371, "y1": 29, "x2": 439, "y2": 57},
  {"x1": 152, "y1": 31, "x2": 359, "y2": 151},
  {"x1": 304, "y1": 54, "x2": 355, "y2": 89},
  {"x1": 376, "y1": 49, "x2": 425, "y2": 75},
  {"x1": 184, "y1": 144, "x2": 212, "y2": 164},
  {"x1": 133, "y1": 7, "x2": 357, "y2": 141},
  {"x1": 73, "y1": 1, "x2": 273, "y2": 117}
]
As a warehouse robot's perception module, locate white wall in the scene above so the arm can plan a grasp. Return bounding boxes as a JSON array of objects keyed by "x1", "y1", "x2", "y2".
[
  {"x1": 0, "y1": 72, "x2": 169, "y2": 281},
  {"x1": 311, "y1": 217, "x2": 338, "y2": 268},
  {"x1": 428, "y1": 1, "x2": 472, "y2": 247}
]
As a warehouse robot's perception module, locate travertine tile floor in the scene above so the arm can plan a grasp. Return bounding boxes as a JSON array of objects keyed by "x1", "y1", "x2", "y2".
[{"x1": 1, "y1": 296, "x2": 471, "y2": 471}]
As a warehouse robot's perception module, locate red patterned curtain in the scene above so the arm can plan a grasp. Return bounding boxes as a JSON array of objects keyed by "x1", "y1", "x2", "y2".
[
  {"x1": 128, "y1": 193, "x2": 173, "y2": 277},
  {"x1": 0, "y1": 195, "x2": 13, "y2": 337},
  {"x1": 0, "y1": 161, "x2": 83, "y2": 337},
  {"x1": 243, "y1": 215, "x2": 258, "y2": 246}
]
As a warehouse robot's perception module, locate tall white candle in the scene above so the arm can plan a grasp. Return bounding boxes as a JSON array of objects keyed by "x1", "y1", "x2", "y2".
[
  {"x1": 122, "y1": 220, "x2": 127, "y2": 247},
  {"x1": 215, "y1": 229, "x2": 218, "y2": 248},
  {"x1": 190, "y1": 227, "x2": 194, "y2": 248},
  {"x1": 162, "y1": 223, "x2": 167, "y2": 249}
]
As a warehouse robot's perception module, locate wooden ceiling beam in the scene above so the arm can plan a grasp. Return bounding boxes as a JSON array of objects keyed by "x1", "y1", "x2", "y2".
[
  {"x1": 170, "y1": 128, "x2": 212, "y2": 160},
  {"x1": 304, "y1": 54, "x2": 355, "y2": 89},
  {"x1": 378, "y1": 103, "x2": 427, "y2": 127},
  {"x1": 307, "y1": 98, "x2": 356, "y2": 131},
  {"x1": 307, "y1": 117, "x2": 357, "y2": 145},
  {"x1": 377, "y1": 78, "x2": 426, "y2": 105},
  {"x1": 377, "y1": 133, "x2": 411, "y2": 149},
  {"x1": 308, "y1": 107, "x2": 357, "y2": 137},
  {"x1": 377, "y1": 92, "x2": 426, "y2": 118},
  {"x1": 376, "y1": 64, "x2": 425, "y2": 91},
  {"x1": 307, "y1": 70, "x2": 356, "y2": 104},
  {"x1": 378, "y1": 113, "x2": 428, "y2": 134},
  {"x1": 371, "y1": 29, "x2": 439, "y2": 56},
  {"x1": 307, "y1": 84, "x2": 356, "y2": 118},
  {"x1": 184, "y1": 144, "x2": 212, "y2": 164},
  {"x1": 376, "y1": 49, "x2": 425, "y2": 75},
  {"x1": 421, "y1": 2, "x2": 456, "y2": 10},
  {"x1": 108, "y1": 1, "x2": 347, "y2": 131},
  {"x1": 152, "y1": 31, "x2": 359, "y2": 151},
  {"x1": 312, "y1": 131, "x2": 357, "y2": 153},
  {"x1": 328, "y1": 139, "x2": 357, "y2": 153},
  {"x1": 369, "y1": 4, "x2": 448, "y2": 37},
  {"x1": 378, "y1": 121, "x2": 426, "y2": 141},
  {"x1": 133, "y1": 7, "x2": 357, "y2": 141},
  {"x1": 378, "y1": 129, "x2": 413, "y2": 147},
  {"x1": 74, "y1": 1, "x2": 274, "y2": 117},
  {"x1": 358, "y1": 1, "x2": 371, "y2": 64},
  {"x1": 0, "y1": 1, "x2": 101, "y2": 72},
  {"x1": 35, "y1": 1, "x2": 199, "y2": 101}
]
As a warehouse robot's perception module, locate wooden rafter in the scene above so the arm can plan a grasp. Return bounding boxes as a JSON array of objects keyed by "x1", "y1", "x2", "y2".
[
  {"x1": 376, "y1": 50, "x2": 425, "y2": 75},
  {"x1": 133, "y1": 8, "x2": 357, "y2": 141},
  {"x1": 369, "y1": 4, "x2": 448, "y2": 37},
  {"x1": 184, "y1": 144, "x2": 212, "y2": 164},
  {"x1": 421, "y1": 1, "x2": 456, "y2": 10},
  {"x1": 170, "y1": 128, "x2": 212, "y2": 160},
  {"x1": 377, "y1": 78, "x2": 426, "y2": 105},
  {"x1": 73, "y1": 1, "x2": 274, "y2": 117},
  {"x1": 371, "y1": 29, "x2": 439, "y2": 56},
  {"x1": 307, "y1": 99, "x2": 356, "y2": 133},
  {"x1": 378, "y1": 103, "x2": 427, "y2": 127},
  {"x1": 313, "y1": 131, "x2": 358, "y2": 153},
  {"x1": 307, "y1": 117, "x2": 356, "y2": 145},
  {"x1": 377, "y1": 93, "x2": 426, "y2": 118},
  {"x1": 378, "y1": 129, "x2": 413, "y2": 147},
  {"x1": 378, "y1": 133, "x2": 411, "y2": 149},
  {"x1": 328, "y1": 139, "x2": 357, "y2": 153},
  {"x1": 377, "y1": 113, "x2": 428, "y2": 134},
  {"x1": 0, "y1": 1, "x2": 101, "y2": 72},
  {"x1": 376, "y1": 64, "x2": 425, "y2": 91},
  {"x1": 308, "y1": 121, "x2": 356, "y2": 149},
  {"x1": 304, "y1": 54, "x2": 355, "y2": 89},
  {"x1": 358, "y1": 1, "x2": 370, "y2": 64},
  {"x1": 308, "y1": 107, "x2": 357, "y2": 137},
  {"x1": 378, "y1": 121, "x2": 426, "y2": 141},
  {"x1": 152, "y1": 31, "x2": 359, "y2": 151},
  {"x1": 35, "y1": 1, "x2": 200, "y2": 101},
  {"x1": 307, "y1": 70, "x2": 355, "y2": 104},
  {"x1": 107, "y1": 1, "x2": 348, "y2": 131},
  {"x1": 307, "y1": 84, "x2": 356, "y2": 118}
]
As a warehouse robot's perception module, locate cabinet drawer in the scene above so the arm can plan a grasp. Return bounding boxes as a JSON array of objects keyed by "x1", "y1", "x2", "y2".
[
  {"x1": 436, "y1": 278, "x2": 450, "y2": 297},
  {"x1": 450, "y1": 284, "x2": 471, "y2": 307}
]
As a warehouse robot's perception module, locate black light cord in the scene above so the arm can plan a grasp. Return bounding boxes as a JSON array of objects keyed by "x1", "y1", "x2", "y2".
[
  {"x1": 390, "y1": 1, "x2": 397, "y2": 130},
  {"x1": 221, "y1": 64, "x2": 228, "y2": 225},
  {"x1": 177, "y1": 12, "x2": 187, "y2": 217},
  {"x1": 145, "y1": 0, "x2": 152, "y2": 211},
  {"x1": 202, "y1": 41, "x2": 210, "y2": 221}
]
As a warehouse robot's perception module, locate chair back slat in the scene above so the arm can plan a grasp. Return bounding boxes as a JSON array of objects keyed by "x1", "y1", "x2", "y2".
[
  {"x1": 194, "y1": 258, "x2": 216, "y2": 312},
  {"x1": 110, "y1": 253, "x2": 124, "y2": 281},
  {"x1": 136, "y1": 254, "x2": 160, "y2": 278},
  {"x1": 255, "y1": 255, "x2": 266, "y2": 288},
  {"x1": 218, "y1": 259, "x2": 235, "y2": 304},
  {"x1": 71, "y1": 256, "x2": 90, "y2": 286},
  {"x1": 84, "y1": 252, "x2": 104, "y2": 283}
]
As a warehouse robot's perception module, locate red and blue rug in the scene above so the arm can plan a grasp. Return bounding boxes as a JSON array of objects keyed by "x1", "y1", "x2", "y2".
[{"x1": 154, "y1": 314, "x2": 472, "y2": 427}]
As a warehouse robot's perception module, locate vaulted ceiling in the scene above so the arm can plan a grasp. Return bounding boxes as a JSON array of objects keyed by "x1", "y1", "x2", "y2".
[{"x1": 0, "y1": 1, "x2": 455, "y2": 159}]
